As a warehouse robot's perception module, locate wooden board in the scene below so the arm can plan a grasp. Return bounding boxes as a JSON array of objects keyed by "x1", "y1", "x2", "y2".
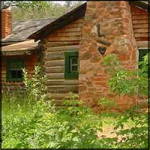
[
  {"x1": 42, "y1": 18, "x2": 82, "y2": 102},
  {"x1": 131, "y1": 6, "x2": 148, "y2": 43},
  {"x1": 1, "y1": 52, "x2": 38, "y2": 90}
]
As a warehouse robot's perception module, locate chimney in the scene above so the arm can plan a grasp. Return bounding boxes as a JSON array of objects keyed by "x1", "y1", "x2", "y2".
[
  {"x1": 79, "y1": 1, "x2": 138, "y2": 111},
  {"x1": 1, "y1": 8, "x2": 12, "y2": 39}
]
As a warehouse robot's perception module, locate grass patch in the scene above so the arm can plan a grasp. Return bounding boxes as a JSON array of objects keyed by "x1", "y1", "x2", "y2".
[{"x1": 2, "y1": 92, "x2": 148, "y2": 149}]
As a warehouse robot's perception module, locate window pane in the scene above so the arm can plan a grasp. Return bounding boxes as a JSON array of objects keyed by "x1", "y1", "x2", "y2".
[
  {"x1": 7, "y1": 59, "x2": 24, "y2": 81},
  {"x1": 17, "y1": 70, "x2": 23, "y2": 78},
  {"x1": 10, "y1": 61, "x2": 23, "y2": 69},
  {"x1": 139, "y1": 49, "x2": 148, "y2": 62},
  {"x1": 71, "y1": 57, "x2": 78, "y2": 65},
  {"x1": 11, "y1": 70, "x2": 17, "y2": 78},
  {"x1": 11, "y1": 70, "x2": 23, "y2": 79},
  {"x1": 70, "y1": 57, "x2": 78, "y2": 73},
  {"x1": 138, "y1": 49, "x2": 149, "y2": 78},
  {"x1": 71, "y1": 66, "x2": 78, "y2": 72}
]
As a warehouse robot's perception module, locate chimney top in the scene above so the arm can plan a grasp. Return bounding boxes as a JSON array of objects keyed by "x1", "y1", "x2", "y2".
[{"x1": 1, "y1": 8, "x2": 12, "y2": 39}]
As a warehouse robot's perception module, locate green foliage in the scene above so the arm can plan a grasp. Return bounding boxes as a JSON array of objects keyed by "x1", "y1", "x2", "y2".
[
  {"x1": 103, "y1": 53, "x2": 148, "y2": 97},
  {"x1": 98, "y1": 97, "x2": 118, "y2": 110},
  {"x1": 2, "y1": 54, "x2": 148, "y2": 149},
  {"x1": 3, "y1": 92, "x2": 147, "y2": 149},
  {"x1": 22, "y1": 66, "x2": 48, "y2": 101},
  {"x1": 112, "y1": 108, "x2": 148, "y2": 148},
  {"x1": 102, "y1": 53, "x2": 148, "y2": 148},
  {"x1": 11, "y1": 1, "x2": 67, "y2": 21},
  {"x1": 6, "y1": 1, "x2": 84, "y2": 21}
]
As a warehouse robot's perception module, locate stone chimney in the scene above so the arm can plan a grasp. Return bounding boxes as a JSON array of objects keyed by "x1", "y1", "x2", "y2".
[
  {"x1": 79, "y1": 1, "x2": 138, "y2": 111},
  {"x1": 1, "y1": 8, "x2": 12, "y2": 39}
]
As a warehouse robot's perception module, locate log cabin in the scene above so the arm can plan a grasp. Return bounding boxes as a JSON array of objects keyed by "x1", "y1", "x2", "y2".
[
  {"x1": 1, "y1": 7, "x2": 56, "y2": 91},
  {"x1": 1, "y1": 1, "x2": 149, "y2": 110}
]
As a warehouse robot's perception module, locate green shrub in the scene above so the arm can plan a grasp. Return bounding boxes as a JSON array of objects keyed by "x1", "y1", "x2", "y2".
[{"x1": 2, "y1": 55, "x2": 148, "y2": 149}]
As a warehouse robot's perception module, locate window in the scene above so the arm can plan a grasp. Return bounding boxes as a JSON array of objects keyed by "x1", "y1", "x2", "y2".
[
  {"x1": 138, "y1": 48, "x2": 149, "y2": 77},
  {"x1": 139, "y1": 49, "x2": 148, "y2": 63},
  {"x1": 6, "y1": 59, "x2": 24, "y2": 82},
  {"x1": 65, "y1": 51, "x2": 79, "y2": 79}
]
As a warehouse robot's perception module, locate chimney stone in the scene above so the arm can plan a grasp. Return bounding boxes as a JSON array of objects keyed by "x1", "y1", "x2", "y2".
[
  {"x1": 79, "y1": 1, "x2": 138, "y2": 111},
  {"x1": 1, "y1": 8, "x2": 12, "y2": 39}
]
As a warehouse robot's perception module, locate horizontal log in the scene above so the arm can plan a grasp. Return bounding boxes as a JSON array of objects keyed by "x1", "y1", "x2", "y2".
[
  {"x1": 49, "y1": 32, "x2": 81, "y2": 37},
  {"x1": 1, "y1": 73, "x2": 6, "y2": 76},
  {"x1": 45, "y1": 60, "x2": 65, "y2": 67},
  {"x1": 133, "y1": 24, "x2": 148, "y2": 29},
  {"x1": 137, "y1": 41, "x2": 148, "y2": 48},
  {"x1": 47, "y1": 93, "x2": 69, "y2": 99},
  {"x1": 47, "y1": 36, "x2": 81, "y2": 42},
  {"x1": 45, "y1": 66, "x2": 64, "y2": 73},
  {"x1": 134, "y1": 33, "x2": 148, "y2": 38},
  {"x1": 132, "y1": 20, "x2": 148, "y2": 24},
  {"x1": 45, "y1": 45, "x2": 79, "y2": 52},
  {"x1": 131, "y1": 12, "x2": 147, "y2": 15},
  {"x1": 45, "y1": 52, "x2": 64, "y2": 60},
  {"x1": 51, "y1": 26, "x2": 82, "y2": 35},
  {"x1": 47, "y1": 85, "x2": 78, "y2": 88},
  {"x1": 47, "y1": 80, "x2": 78, "y2": 85},
  {"x1": 134, "y1": 28, "x2": 148, "y2": 33},
  {"x1": 1, "y1": 70, "x2": 6, "y2": 74},
  {"x1": 44, "y1": 41, "x2": 79, "y2": 47},
  {"x1": 132, "y1": 15, "x2": 148, "y2": 20},
  {"x1": 63, "y1": 22, "x2": 83, "y2": 28},
  {"x1": 135, "y1": 37, "x2": 148, "y2": 41},
  {"x1": 1, "y1": 51, "x2": 33, "y2": 56},
  {"x1": 46, "y1": 73, "x2": 64, "y2": 79},
  {"x1": 2, "y1": 82, "x2": 24, "y2": 85},
  {"x1": 55, "y1": 27, "x2": 82, "y2": 33}
]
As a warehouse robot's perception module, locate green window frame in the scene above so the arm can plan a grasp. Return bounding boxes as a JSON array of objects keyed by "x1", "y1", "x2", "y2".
[
  {"x1": 6, "y1": 58, "x2": 25, "y2": 82},
  {"x1": 65, "y1": 51, "x2": 79, "y2": 79}
]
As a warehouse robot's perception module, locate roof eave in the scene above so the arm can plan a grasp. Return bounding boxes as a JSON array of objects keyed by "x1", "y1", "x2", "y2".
[{"x1": 129, "y1": 1, "x2": 149, "y2": 11}]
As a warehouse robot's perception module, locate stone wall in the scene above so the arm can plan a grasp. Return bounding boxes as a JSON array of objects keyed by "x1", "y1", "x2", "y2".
[
  {"x1": 79, "y1": 1, "x2": 138, "y2": 111},
  {"x1": 131, "y1": 5, "x2": 148, "y2": 42},
  {"x1": 1, "y1": 9, "x2": 12, "y2": 39}
]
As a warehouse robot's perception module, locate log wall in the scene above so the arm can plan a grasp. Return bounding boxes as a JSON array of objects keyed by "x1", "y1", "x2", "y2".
[
  {"x1": 131, "y1": 6, "x2": 148, "y2": 42},
  {"x1": 1, "y1": 50, "x2": 38, "y2": 92},
  {"x1": 42, "y1": 18, "x2": 84, "y2": 105},
  {"x1": 131, "y1": 5, "x2": 148, "y2": 108}
]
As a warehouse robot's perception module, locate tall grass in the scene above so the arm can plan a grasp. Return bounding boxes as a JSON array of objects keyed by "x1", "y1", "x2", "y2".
[
  {"x1": 2, "y1": 92, "x2": 148, "y2": 149},
  {"x1": 2, "y1": 66, "x2": 148, "y2": 149}
]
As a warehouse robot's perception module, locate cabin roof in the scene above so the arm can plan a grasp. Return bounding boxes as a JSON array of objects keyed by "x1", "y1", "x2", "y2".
[
  {"x1": 129, "y1": 1, "x2": 149, "y2": 11},
  {"x1": 2, "y1": 18, "x2": 57, "y2": 43},
  {"x1": 28, "y1": 1, "x2": 148, "y2": 42},
  {"x1": 1, "y1": 40, "x2": 38, "y2": 55},
  {"x1": 2, "y1": 1, "x2": 148, "y2": 43}
]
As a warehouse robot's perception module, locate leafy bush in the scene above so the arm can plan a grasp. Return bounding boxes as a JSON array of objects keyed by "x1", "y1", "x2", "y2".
[
  {"x1": 102, "y1": 53, "x2": 148, "y2": 148},
  {"x1": 103, "y1": 53, "x2": 148, "y2": 97},
  {"x1": 2, "y1": 56, "x2": 148, "y2": 149}
]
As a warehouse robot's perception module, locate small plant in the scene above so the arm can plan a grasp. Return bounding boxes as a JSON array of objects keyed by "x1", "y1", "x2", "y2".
[
  {"x1": 23, "y1": 66, "x2": 48, "y2": 101},
  {"x1": 103, "y1": 53, "x2": 148, "y2": 97}
]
